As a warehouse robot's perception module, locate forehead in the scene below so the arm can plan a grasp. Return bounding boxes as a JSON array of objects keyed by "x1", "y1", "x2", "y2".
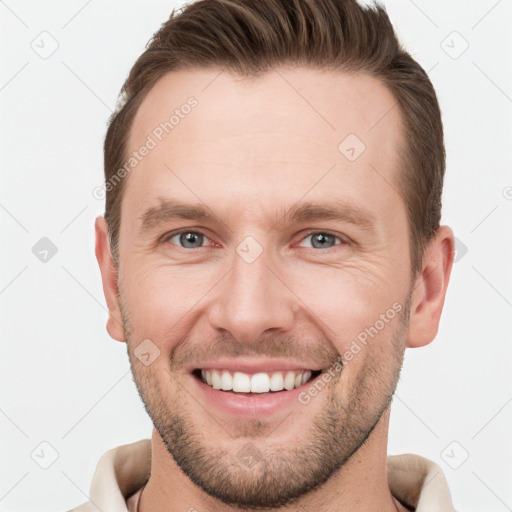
[
  {"x1": 129, "y1": 66, "x2": 404, "y2": 150},
  {"x1": 124, "y1": 67, "x2": 405, "y2": 225}
]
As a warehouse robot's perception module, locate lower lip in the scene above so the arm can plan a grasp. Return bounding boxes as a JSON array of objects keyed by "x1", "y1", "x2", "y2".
[{"x1": 191, "y1": 374, "x2": 319, "y2": 417}]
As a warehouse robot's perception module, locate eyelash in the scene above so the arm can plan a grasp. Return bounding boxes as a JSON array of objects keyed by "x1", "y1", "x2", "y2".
[{"x1": 163, "y1": 229, "x2": 346, "y2": 250}]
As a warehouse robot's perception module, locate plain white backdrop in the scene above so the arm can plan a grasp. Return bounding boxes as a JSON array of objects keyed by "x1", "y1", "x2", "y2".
[{"x1": 1, "y1": 1, "x2": 511, "y2": 511}]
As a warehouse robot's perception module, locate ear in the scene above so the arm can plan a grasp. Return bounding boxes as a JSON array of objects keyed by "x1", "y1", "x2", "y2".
[
  {"x1": 95, "y1": 216, "x2": 125, "y2": 342},
  {"x1": 406, "y1": 225, "x2": 455, "y2": 348}
]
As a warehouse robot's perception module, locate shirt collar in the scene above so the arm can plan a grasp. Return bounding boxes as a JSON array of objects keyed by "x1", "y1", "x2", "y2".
[{"x1": 85, "y1": 440, "x2": 455, "y2": 512}]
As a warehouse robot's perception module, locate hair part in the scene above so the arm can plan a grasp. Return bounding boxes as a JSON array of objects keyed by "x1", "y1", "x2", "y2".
[{"x1": 103, "y1": 0, "x2": 445, "y2": 274}]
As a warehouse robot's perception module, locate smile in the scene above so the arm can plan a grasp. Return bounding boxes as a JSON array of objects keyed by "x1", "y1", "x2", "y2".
[{"x1": 196, "y1": 369, "x2": 320, "y2": 393}]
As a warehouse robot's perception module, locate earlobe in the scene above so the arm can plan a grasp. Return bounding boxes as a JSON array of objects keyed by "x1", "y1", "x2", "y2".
[
  {"x1": 95, "y1": 216, "x2": 126, "y2": 342},
  {"x1": 406, "y1": 226, "x2": 455, "y2": 348}
]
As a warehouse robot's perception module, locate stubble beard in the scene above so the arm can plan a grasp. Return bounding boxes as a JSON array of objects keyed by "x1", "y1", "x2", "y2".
[{"x1": 121, "y1": 296, "x2": 410, "y2": 509}]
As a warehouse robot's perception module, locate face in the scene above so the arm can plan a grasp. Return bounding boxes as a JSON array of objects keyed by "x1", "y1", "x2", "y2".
[{"x1": 113, "y1": 67, "x2": 415, "y2": 508}]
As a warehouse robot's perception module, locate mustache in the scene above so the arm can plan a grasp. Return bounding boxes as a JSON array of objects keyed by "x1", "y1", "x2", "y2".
[
  {"x1": 169, "y1": 332, "x2": 341, "y2": 371},
  {"x1": 119, "y1": 298, "x2": 340, "y2": 370}
]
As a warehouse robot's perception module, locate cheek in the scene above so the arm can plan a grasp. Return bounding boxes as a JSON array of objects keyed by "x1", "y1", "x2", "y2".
[
  {"x1": 284, "y1": 264, "x2": 407, "y2": 396},
  {"x1": 329, "y1": 313, "x2": 406, "y2": 416},
  {"x1": 119, "y1": 262, "x2": 218, "y2": 343},
  {"x1": 283, "y1": 263, "x2": 405, "y2": 350}
]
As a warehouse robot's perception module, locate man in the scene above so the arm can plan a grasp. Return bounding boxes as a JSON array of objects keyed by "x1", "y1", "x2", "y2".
[{"x1": 72, "y1": 0, "x2": 456, "y2": 510}]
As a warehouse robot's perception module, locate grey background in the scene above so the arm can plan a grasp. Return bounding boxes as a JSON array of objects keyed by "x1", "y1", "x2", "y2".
[{"x1": 0, "y1": 0, "x2": 511, "y2": 510}]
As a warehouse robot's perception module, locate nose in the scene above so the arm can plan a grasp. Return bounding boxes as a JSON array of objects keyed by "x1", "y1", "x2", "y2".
[{"x1": 208, "y1": 247, "x2": 297, "y2": 344}]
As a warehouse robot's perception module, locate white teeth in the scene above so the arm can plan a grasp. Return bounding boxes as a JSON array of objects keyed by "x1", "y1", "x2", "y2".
[
  {"x1": 221, "y1": 370, "x2": 232, "y2": 391},
  {"x1": 269, "y1": 372, "x2": 284, "y2": 391},
  {"x1": 250, "y1": 373, "x2": 270, "y2": 393},
  {"x1": 233, "y1": 371, "x2": 251, "y2": 392},
  {"x1": 283, "y1": 371, "x2": 296, "y2": 391},
  {"x1": 200, "y1": 369, "x2": 315, "y2": 393},
  {"x1": 211, "y1": 369, "x2": 222, "y2": 390}
]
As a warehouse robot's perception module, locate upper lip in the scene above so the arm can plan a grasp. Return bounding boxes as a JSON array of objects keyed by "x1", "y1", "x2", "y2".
[{"x1": 188, "y1": 357, "x2": 324, "y2": 374}]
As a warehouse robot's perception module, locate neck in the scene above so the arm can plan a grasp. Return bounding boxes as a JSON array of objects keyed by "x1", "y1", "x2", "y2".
[{"x1": 139, "y1": 409, "x2": 401, "y2": 512}]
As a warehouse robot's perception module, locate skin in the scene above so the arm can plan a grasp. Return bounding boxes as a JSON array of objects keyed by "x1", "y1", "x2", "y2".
[{"x1": 96, "y1": 67, "x2": 454, "y2": 512}]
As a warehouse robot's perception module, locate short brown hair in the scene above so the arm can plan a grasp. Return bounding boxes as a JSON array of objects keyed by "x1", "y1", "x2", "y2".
[{"x1": 103, "y1": 0, "x2": 445, "y2": 274}]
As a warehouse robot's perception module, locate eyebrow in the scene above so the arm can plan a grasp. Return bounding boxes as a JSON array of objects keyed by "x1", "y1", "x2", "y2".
[
  {"x1": 139, "y1": 199, "x2": 222, "y2": 233},
  {"x1": 275, "y1": 200, "x2": 376, "y2": 233},
  {"x1": 138, "y1": 198, "x2": 376, "y2": 234}
]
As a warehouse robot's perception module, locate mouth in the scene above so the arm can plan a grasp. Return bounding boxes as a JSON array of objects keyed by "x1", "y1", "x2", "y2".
[
  {"x1": 192, "y1": 368, "x2": 322, "y2": 395},
  {"x1": 188, "y1": 357, "x2": 337, "y2": 416}
]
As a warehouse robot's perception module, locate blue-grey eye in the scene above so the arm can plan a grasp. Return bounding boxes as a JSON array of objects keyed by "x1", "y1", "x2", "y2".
[
  {"x1": 169, "y1": 231, "x2": 205, "y2": 248},
  {"x1": 299, "y1": 232, "x2": 341, "y2": 249}
]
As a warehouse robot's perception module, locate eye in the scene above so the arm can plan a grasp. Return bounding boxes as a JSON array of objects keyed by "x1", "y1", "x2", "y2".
[
  {"x1": 167, "y1": 231, "x2": 210, "y2": 249},
  {"x1": 298, "y1": 232, "x2": 344, "y2": 249}
]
